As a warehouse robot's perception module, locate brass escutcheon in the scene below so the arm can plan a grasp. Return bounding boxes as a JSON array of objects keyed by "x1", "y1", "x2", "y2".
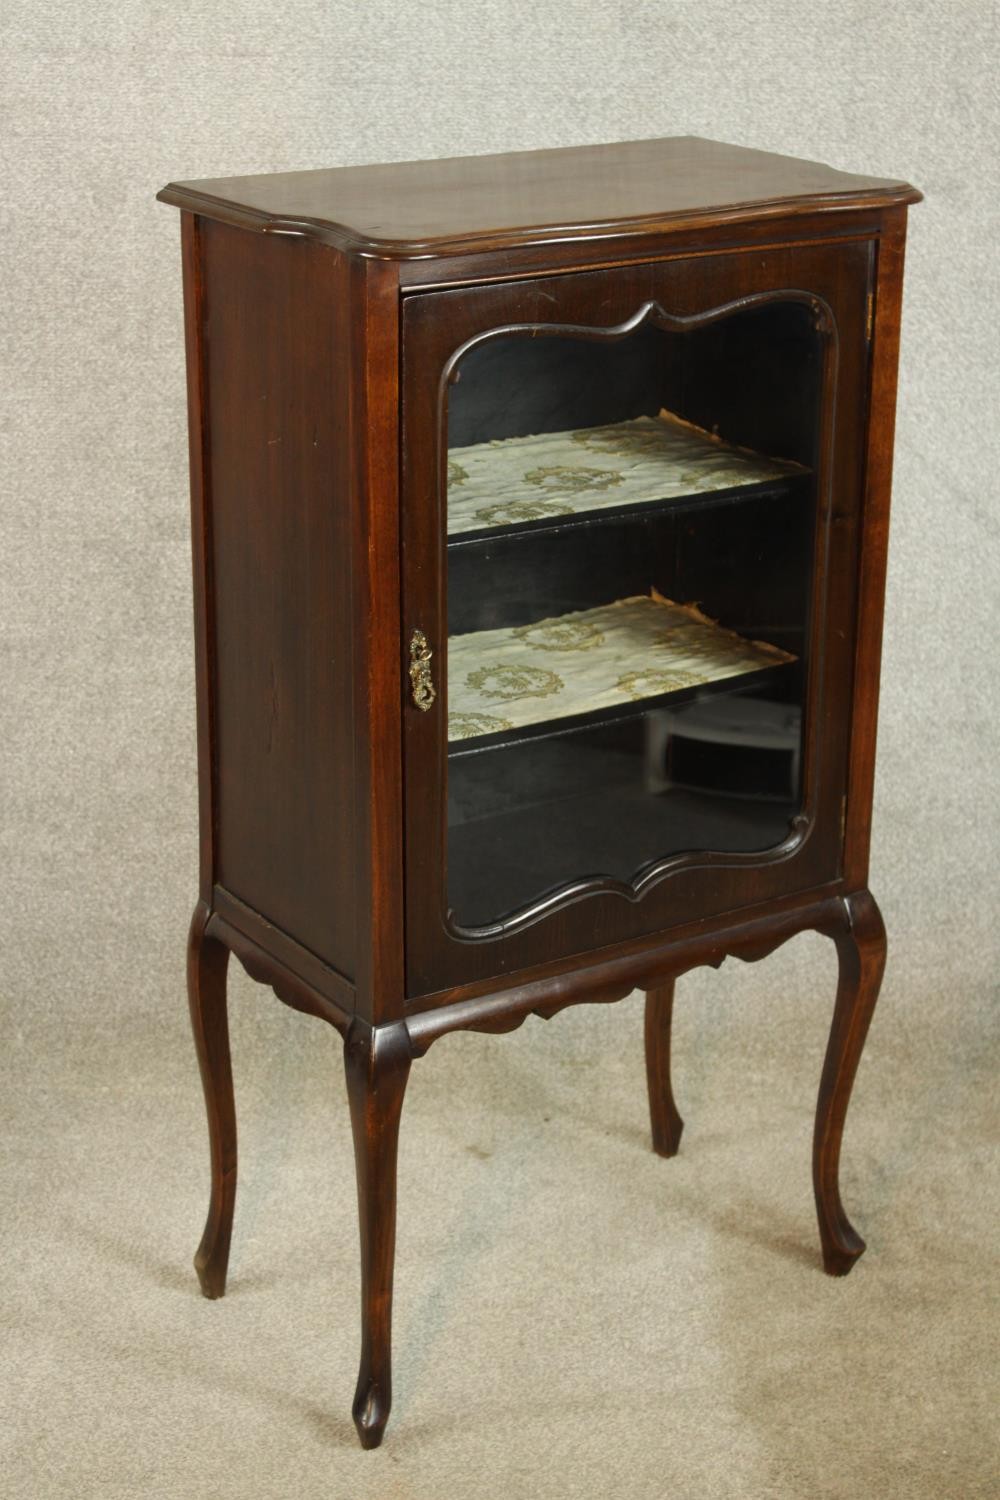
[{"x1": 408, "y1": 629, "x2": 435, "y2": 711}]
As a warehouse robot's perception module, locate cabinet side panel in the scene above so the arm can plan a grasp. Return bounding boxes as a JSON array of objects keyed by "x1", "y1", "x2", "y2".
[{"x1": 201, "y1": 218, "x2": 356, "y2": 977}]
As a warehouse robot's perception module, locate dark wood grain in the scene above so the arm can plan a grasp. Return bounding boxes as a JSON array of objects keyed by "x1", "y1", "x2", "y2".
[
  {"x1": 187, "y1": 900, "x2": 236, "y2": 1298},
  {"x1": 395, "y1": 211, "x2": 890, "y2": 291},
  {"x1": 343, "y1": 1020, "x2": 412, "y2": 1449},
  {"x1": 814, "y1": 889, "x2": 887, "y2": 1275},
  {"x1": 644, "y1": 981, "x2": 684, "y2": 1157},
  {"x1": 347, "y1": 256, "x2": 405, "y2": 1024},
  {"x1": 162, "y1": 139, "x2": 918, "y2": 1448},
  {"x1": 206, "y1": 901, "x2": 353, "y2": 1036},
  {"x1": 179, "y1": 214, "x2": 215, "y2": 903},
  {"x1": 196, "y1": 219, "x2": 360, "y2": 979},
  {"x1": 842, "y1": 210, "x2": 910, "y2": 890},
  {"x1": 404, "y1": 889, "x2": 845, "y2": 1054},
  {"x1": 402, "y1": 240, "x2": 871, "y2": 996},
  {"x1": 158, "y1": 136, "x2": 919, "y2": 259}
]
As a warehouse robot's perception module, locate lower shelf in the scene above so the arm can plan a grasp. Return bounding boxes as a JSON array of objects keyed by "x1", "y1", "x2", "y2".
[
  {"x1": 447, "y1": 592, "x2": 796, "y2": 746},
  {"x1": 447, "y1": 709, "x2": 799, "y2": 930}
]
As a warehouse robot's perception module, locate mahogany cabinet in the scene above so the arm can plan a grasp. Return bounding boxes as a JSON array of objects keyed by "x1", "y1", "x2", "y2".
[{"x1": 158, "y1": 137, "x2": 921, "y2": 1447}]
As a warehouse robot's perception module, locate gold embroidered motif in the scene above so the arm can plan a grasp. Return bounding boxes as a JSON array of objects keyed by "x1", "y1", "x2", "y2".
[
  {"x1": 570, "y1": 424, "x2": 667, "y2": 455},
  {"x1": 512, "y1": 619, "x2": 605, "y2": 652},
  {"x1": 465, "y1": 663, "x2": 564, "y2": 701},
  {"x1": 473, "y1": 498, "x2": 573, "y2": 527},
  {"x1": 448, "y1": 711, "x2": 514, "y2": 739},
  {"x1": 523, "y1": 464, "x2": 625, "y2": 495},
  {"x1": 616, "y1": 668, "x2": 701, "y2": 699}
]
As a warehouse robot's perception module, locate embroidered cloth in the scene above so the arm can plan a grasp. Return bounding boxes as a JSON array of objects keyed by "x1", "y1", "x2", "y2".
[
  {"x1": 446, "y1": 410, "x2": 803, "y2": 536},
  {"x1": 448, "y1": 593, "x2": 795, "y2": 741}
]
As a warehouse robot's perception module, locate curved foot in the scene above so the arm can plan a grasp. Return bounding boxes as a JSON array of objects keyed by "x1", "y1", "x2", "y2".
[
  {"x1": 187, "y1": 901, "x2": 235, "y2": 1299},
  {"x1": 821, "y1": 1221, "x2": 867, "y2": 1278},
  {"x1": 644, "y1": 981, "x2": 684, "y2": 1157},
  {"x1": 344, "y1": 1020, "x2": 412, "y2": 1450},
  {"x1": 352, "y1": 1379, "x2": 391, "y2": 1450},
  {"x1": 814, "y1": 890, "x2": 886, "y2": 1277}
]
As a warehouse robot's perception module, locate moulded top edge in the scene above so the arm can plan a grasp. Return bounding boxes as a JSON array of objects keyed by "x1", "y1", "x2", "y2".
[{"x1": 156, "y1": 135, "x2": 922, "y2": 262}]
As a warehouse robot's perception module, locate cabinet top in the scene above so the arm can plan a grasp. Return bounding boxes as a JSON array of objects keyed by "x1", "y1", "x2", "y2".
[{"x1": 158, "y1": 135, "x2": 920, "y2": 261}]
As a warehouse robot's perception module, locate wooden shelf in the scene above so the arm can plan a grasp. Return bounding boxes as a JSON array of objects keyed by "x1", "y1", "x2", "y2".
[
  {"x1": 447, "y1": 592, "x2": 796, "y2": 746},
  {"x1": 446, "y1": 409, "x2": 804, "y2": 538}
]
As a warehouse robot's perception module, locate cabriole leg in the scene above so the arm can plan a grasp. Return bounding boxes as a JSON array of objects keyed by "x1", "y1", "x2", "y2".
[
  {"x1": 344, "y1": 1020, "x2": 412, "y2": 1450},
  {"x1": 644, "y1": 980, "x2": 684, "y2": 1157},
  {"x1": 814, "y1": 890, "x2": 887, "y2": 1276},
  {"x1": 187, "y1": 901, "x2": 236, "y2": 1299}
]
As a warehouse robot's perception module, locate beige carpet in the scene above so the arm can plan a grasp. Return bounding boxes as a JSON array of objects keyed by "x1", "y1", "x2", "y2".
[
  {"x1": 4, "y1": 1, "x2": 1000, "y2": 1495},
  {"x1": 3, "y1": 939, "x2": 998, "y2": 1499}
]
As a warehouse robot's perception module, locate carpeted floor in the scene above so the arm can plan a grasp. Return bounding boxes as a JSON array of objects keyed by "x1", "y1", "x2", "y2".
[
  {"x1": 4, "y1": 4, "x2": 1000, "y2": 1496},
  {"x1": 3, "y1": 935, "x2": 997, "y2": 1499}
]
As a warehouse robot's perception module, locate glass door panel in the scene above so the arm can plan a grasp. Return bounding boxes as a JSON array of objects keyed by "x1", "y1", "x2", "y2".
[{"x1": 445, "y1": 303, "x2": 822, "y2": 932}]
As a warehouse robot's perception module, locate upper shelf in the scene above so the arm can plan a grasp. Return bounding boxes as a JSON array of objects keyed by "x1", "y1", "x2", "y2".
[
  {"x1": 157, "y1": 136, "x2": 922, "y2": 260},
  {"x1": 447, "y1": 409, "x2": 805, "y2": 538}
]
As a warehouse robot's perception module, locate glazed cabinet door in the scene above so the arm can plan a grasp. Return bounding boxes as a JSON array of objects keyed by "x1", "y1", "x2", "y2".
[{"x1": 402, "y1": 241, "x2": 873, "y2": 998}]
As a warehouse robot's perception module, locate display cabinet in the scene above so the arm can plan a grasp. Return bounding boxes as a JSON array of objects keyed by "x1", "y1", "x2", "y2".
[{"x1": 158, "y1": 136, "x2": 920, "y2": 1447}]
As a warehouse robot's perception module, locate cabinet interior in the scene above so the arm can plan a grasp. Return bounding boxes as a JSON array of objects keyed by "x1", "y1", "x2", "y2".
[{"x1": 445, "y1": 301, "x2": 823, "y2": 931}]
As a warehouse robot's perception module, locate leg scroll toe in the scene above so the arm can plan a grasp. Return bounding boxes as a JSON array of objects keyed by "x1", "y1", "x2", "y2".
[
  {"x1": 352, "y1": 1378, "x2": 391, "y2": 1451},
  {"x1": 644, "y1": 981, "x2": 684, "y2": 1157},
  {"x1": 344, "y1": 1020, "x2": 412, "y2": 1450},
  {"x1": 814, "y1": 890, "x2": 886, "y2": 1277},
  {"x1": 187, "y1": 902, "x2": 236, "y2": 1299}
]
